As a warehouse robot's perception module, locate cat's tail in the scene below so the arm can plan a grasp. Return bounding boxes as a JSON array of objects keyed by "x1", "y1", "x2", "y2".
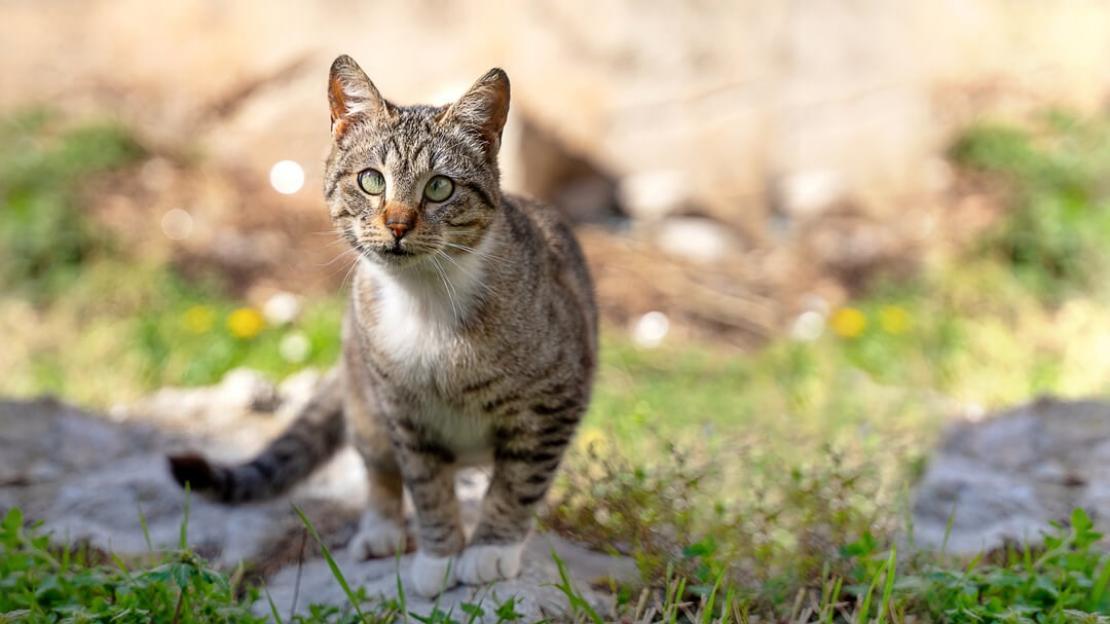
[{"x1": 167, "y1": 367, "x2": 346, "y2": 503}]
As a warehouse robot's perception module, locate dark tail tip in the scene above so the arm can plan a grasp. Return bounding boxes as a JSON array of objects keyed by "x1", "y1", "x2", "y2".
[{"x1": 167, "y1": 452, "x2": 222, "y2": 494}]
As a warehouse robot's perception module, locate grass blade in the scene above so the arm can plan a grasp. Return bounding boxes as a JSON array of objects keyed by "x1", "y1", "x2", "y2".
[
  {"x1": 292, "y1": 503, "x2": 366, "y2": 621},
  {"x1": 876, "y1": 546, "x2": 897, "y2": 624},
  {"x1": 856, "y1": 559, "x2": 884, "y2": 624},
  {"x1": 395, "y1": 549, "x2": 410, "y2": 624},
  {"x1": 939, "y1": 502, "x2": 957, "y2": 558},
  {"x1": 289, "y1": 527, "x2": 307, "y2": 621},
  {"x1": 549, "y1": 548, "x2": 603, "y2": 624},
  {"x1": 264, "y1": 588, "x2": 286, "y2": 624},
  {"x1": 823, "y1": 576, "x2": 843, "y2": 624},
  {"x1": 1089, "y1": 555, "x2": 1110, "y2": 609},
  {"x1": 700, "y1": 571, "x2": 725, "y2": 624},
  {"x1": 137, "y1": 500, "x2": 154, "y2": 553},
  {"x1": 178, "y1": 483, "x2": 191, "y2": 550}
]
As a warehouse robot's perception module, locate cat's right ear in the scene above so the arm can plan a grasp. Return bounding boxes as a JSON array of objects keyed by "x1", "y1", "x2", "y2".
[{"x1": 328, "y1": 55, "x2": 391, "y2": 139}]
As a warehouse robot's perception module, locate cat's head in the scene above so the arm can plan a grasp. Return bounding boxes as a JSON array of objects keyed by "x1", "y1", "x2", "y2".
[{"x1": 323, "y1": 55, "x2": 509, "y2": 269}]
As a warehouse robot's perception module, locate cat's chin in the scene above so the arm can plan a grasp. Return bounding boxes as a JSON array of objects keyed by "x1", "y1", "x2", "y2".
[{"x1": 364, "y1": 248, "x2": 427, "y2": 269}]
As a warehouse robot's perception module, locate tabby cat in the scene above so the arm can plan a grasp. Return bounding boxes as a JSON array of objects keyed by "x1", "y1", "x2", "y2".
[{"x1": 169, "y1": 55, "x2": 598, "y2": 597}]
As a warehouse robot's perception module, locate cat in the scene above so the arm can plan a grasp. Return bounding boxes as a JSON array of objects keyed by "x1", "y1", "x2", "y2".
[{"x1": 168, "y1": 55, "x2": 598, "y2": 598}]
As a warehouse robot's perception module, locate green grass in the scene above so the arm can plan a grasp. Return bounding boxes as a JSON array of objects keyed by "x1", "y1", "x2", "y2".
[
  {"x1": 0, "y1": 504, "x2": 535, "y2": 623},
  {"x1": 8, "y1": 502, "x2": 1110, "y2": 622},
  {"x1": 0, "y1": 506, "x2": 265, "y2": 623},
  {"x1": 7, "y1": 107, "x2": 1110, "y2": 621}
]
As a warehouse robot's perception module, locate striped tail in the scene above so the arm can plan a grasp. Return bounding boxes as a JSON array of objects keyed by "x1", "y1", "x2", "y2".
[{"x1": 168, "y1": 368, "x2": 346, "y2": 503}]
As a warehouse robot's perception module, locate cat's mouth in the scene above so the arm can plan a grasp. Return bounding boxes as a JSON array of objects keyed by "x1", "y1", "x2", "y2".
[
  {"x1": 369, "y1": 241, "x2": 426, "y2": 266},
  {"x1": 360, "y1": 237, "x2": 443, "y2": 267}
]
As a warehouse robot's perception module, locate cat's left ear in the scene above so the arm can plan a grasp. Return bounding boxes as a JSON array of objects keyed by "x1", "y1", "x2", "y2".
[
  {"x1": 328, "y1": 55, "x2": 392, "y2": 139},
  {"x1": 441, "y1": 68, "x2": 510, "y2": 159}
]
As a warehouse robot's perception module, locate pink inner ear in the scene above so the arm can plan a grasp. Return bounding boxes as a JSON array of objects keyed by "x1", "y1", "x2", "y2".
[
  {"x1": 445, "y1": 90, "x2": 509, "y2": 158},
  {"x1": 329, "y1": 76, "x2": 350, "y2": 125}
]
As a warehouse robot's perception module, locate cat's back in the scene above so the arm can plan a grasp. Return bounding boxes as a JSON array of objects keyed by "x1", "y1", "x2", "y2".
[{"x1": 502, "y1": 194, "x2": 596, "y2": 320}]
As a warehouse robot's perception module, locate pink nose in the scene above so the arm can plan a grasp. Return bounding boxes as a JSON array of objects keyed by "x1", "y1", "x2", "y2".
[
  {"x1": 388, "y1": 222, "x2": 410, "y2": 240},
  {"x1": 383, "y1": 203, "x2": 416, "y2": 240}
]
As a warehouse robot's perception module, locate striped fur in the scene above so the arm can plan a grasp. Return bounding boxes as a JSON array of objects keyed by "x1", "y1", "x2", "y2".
[
  {"x1": 168, "y1": 368, "x2": 345, "y2": 502},
  {"x1": 168, "y1": 56, "x2": 597, "y2": 597}
]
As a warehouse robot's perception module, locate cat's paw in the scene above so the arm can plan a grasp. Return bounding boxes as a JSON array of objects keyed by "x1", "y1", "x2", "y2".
[
  {"x1": 456, "y1": 542, "x2": 524, "y2": 585},
  {"x1": 351, "y1": 510, "x2": 406, "y2": 560},
  {"x1": 408, "y1": 551, "x2": 457, "y2": 598}
]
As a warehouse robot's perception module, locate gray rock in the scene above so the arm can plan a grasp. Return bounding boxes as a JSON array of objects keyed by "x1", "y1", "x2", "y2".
[
  {"x1": 0, "y1": 380, "x2": 633, "y2": 621},
  {"x1": 912, "y1": 398, "x2": 1110, "y2": 555},
  {"x1": 0, "y1": 397, "x2": 363, "y2": 568}
]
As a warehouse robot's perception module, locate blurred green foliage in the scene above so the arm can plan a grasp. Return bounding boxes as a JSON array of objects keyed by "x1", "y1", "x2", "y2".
[
  {"x1": 0, "y1": 111, "x2": 340, "y2": 403},
  {"x1": 3, "y1": 254, "x2": 345, "y2": 403},
  {"x1": 0, "y1": 109, "x2": 142, "y2": 294},
  {"x1": 951, "y1": 111, "x2": 1110, "y2": 301}
]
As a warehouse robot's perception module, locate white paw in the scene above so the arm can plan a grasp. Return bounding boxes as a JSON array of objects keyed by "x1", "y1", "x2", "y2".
[
  {"x1": 455, "y1": 542, "x2": 524, "y2": 586},
  {"x1": 351, "y1": 511, "x2": 407, "y2": 560},
  {"x1": 408, "y1": 551, "x2": 457, "y2": 598}
]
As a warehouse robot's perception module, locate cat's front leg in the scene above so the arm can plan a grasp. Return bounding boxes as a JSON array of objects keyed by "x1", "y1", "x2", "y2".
[
  {"x1": 347, "y1": 380, "x2": 409, "y2": 560},
  {"x1": 389, "y1": 417, "x2": 466, "y2": 597},
  {"x1": 458, "y1": 407, "x2": 581, "y2": 585},
  {"x1": 350, "y1": 457, "x2": 407, "y2": 560}
]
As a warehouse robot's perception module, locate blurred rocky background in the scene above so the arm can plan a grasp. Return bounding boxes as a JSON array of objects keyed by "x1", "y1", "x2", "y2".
[{"x1": 5, "y1": 0, "x2": 1108, "y2": 350}]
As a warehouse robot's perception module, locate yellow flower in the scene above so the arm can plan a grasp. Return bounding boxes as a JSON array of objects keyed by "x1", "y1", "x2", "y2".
[
  {"x1": 878, "y1": 305, "x2": 911, "y2": 335},
  {"x1": 575, "y1": 426, "x2": 609, "y2": 454},
  {"x1": 227, "y1": 307, "x2": 265, "y2": 340},
  {"x1": 830, "y1": 307, "x2": 867, "y2": 338},
  {"x1": 182, "y1": 305, "x2": 215, "y2": 334}
]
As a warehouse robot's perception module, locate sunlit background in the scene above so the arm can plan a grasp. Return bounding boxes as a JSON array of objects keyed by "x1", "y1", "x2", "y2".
[{"x1": 5, "y1": 1, "x2": 1110, "y2": 619}]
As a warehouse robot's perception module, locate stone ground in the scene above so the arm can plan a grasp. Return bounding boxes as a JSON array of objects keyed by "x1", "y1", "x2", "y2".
[
  {"x1": 912, "y1": 397, "x2": 1110, "y2": 555},
  {"x1": 0, "y1": 370, "x2": 635, "y2": 621}
]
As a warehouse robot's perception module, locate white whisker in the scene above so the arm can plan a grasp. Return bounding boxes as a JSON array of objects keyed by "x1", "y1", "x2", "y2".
[
  {"x1": 442, "y1": 242, "x2": 511, "y2": 269},
  {"x1": 338, "y1": 252, "x2": 363, "y2": 291},
  {"x1": 319, "y1": 248, "x2": 359, "y2": 268},
  {"x1": 434, "y1": 249, "x2": 501, "y2": 299},
  {"x1": 429, "y1": 254, "x2": 462, "y2": 325}
]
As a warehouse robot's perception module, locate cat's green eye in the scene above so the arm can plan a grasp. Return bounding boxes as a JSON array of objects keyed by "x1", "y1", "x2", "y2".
[
  {"x1": 423, "y1": 175, "x2": 454, "y2": 203},
  {"x1": 357, "y1": 169, "x2": 386, "y2": 195}
]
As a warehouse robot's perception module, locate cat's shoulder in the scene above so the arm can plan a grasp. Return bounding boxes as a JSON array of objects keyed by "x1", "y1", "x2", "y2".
[{"x1": 501, "y1": 194, "x2": 581, "y2": 256}]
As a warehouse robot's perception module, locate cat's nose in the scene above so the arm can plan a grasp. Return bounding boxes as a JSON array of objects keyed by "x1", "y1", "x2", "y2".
[
  {"x1": 387, "y1": 222, "x2": 410, "y2": 240},
  {"x1": 383, "y1": 203, "x2": 417, "y2": 240}
]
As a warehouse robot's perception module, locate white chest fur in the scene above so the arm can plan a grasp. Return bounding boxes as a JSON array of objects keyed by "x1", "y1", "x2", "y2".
[
  {"x1": 364, "y1": 259, "x2": 477, "y2": 377},
  {"x1": 370, "y1": 276, "x2": 459, "y2": 386},
  {"x1": 354, "y1": 250, "x2": 495, "y2": 460},
  {"x1": 356, "y1": 247, "x2": 488, "y2": 388}
]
